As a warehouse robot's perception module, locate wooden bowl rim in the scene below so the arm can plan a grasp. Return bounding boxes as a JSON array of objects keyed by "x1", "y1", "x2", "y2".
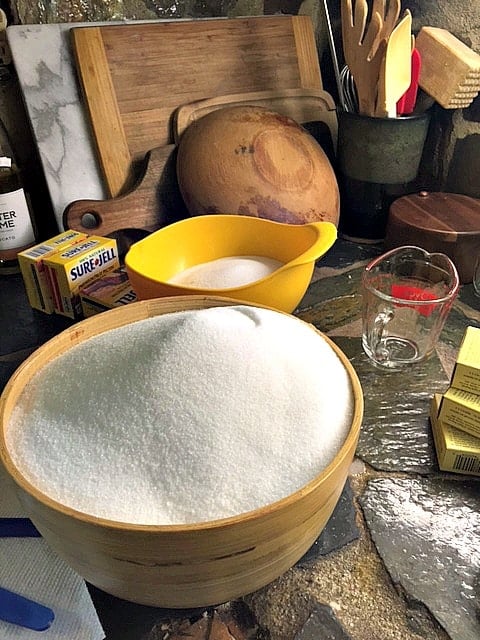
[{"x1": 0, "y1": 295, "x2": 363, "y2": 532}]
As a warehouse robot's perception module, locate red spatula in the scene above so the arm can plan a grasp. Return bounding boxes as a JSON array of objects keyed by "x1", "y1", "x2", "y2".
[{"x1": 397, "y1": 47, "x2": 422, "y2": 115}]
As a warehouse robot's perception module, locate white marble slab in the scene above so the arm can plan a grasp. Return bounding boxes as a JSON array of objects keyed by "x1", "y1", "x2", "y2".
[
  {"x1": 8, "y1": 19, "x2": 190, "y2": 230},
  {"x1": 7, "y1": 23, "x2": 107, "y2": 230}
]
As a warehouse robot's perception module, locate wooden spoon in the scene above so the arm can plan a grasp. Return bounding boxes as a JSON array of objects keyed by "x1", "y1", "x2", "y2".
[
  {"x1": 371, "y1": 0, "x2": 401, "y2": 56},
  {"x1": 341, "y1": 0, "x2": 387, "y2": 116},
  {"x1": 376, "y1": 10, "x2": 412, "y2": 117}
]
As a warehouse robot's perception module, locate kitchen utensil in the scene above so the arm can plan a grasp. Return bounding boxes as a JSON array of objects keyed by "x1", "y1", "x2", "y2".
[
  {"x1": 385, "y1": 191, "x2": 480, "y2": 283},
  {"x1": 0, "y1": 586, "x2": 54, "y2": 631},
  {"x1": 0, "y1": 518, "x2": 40, "y2": 537},
  {"x1": 71, "y1": 16, "x2": 323, "y2": 197},
  {"x1": 415, "y1": 27, "x2": 480, "y2": 109},
  {"x1": 320, "y1": 0, "x2": 347, "y2": 110},
  {"x1": 370, "y1": 0, "x2": 401, "y2": 56},
  {"x1": 0, "y1": 296, "x2": 363, "y2": 608},
  {"x1": 340, "y1": 65, "x2": 358, "y2": 113},
  {"x1": 397, "y1": 46, "x2": 421, "y2": 116},
  {"x1": 125, "y1": 215, "x2": 337, "y2": 312},
  {"x1": 341, "y1": 0, "x2": 388, "y2": 117},
  {"x1": 362, "y1": 246, "x2": 459, "y2": 369},
  {"x1": 173, "y1": 88, "x2": 337, "y2": 143},
  {"x1": 376, "y1": 10, "x2": 412, "y2": 117},
  {"x1": 176, "y1": 105, "x2": 340, "y2": 227}
]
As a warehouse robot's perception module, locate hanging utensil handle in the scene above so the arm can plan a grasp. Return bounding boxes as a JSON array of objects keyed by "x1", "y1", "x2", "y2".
[
  {"x1": 321, "y1": 0, "x2": 347, "y2": 111},
  {"x1": 0, "y1": 586, "x2": 55, "y2": 632}
]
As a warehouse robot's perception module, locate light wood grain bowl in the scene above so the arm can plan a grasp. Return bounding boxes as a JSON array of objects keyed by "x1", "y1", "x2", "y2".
[
  {"x1": 176, "y1": 105, "x2": 340, "y2": 226},
  {"x1": 0, "y1": 296, "x2": 363, "y2": 608}
]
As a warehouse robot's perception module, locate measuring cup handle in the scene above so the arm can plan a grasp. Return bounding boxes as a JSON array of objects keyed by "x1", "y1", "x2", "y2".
[
  {"x1": 372, "y1": 309, "x2": 394, "y2": 361},
  {"x1": 474, "y1": 254, "x2": 480, "y2": 297}
]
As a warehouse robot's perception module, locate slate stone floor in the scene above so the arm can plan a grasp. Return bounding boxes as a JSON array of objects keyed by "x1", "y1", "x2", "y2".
[{"x1": 1, "y1": 238, "x2": 479, "y2": 640}]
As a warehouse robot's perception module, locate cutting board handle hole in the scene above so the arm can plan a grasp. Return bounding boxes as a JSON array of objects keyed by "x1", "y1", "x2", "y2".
[{"x1": 81, "y1": 212, "x2": 101, "y2": 229}]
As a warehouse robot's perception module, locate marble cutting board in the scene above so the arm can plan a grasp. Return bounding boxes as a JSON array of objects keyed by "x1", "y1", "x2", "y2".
[{"x1": 7, "y1": 21, "x2": 159, "y2": 231}]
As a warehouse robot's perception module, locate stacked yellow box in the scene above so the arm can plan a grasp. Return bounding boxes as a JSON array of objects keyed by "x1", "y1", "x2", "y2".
[
  {"x1": 44, "y1": 236, "x2": 120, "y2": 319},
  {"x1": 17, "y1": 232, "x2": 142, "y2": 319},
  {"x1": 80, "y1": 267, "x2": 137, "y2": 317},
  {"x1": 430, "y1": 326, "x2": 480, "y2": 476},
  {"x1": 17, "y1": 230, "x2": 88, "y2": 313},
  {"x1": 430, "y1": 394, "x2": 480, "y2": 476}
]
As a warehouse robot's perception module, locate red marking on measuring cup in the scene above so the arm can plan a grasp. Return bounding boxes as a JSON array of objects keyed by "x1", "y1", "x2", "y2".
[{"x1": 391, "y1": 284, "x2": 437, "y2": 317}]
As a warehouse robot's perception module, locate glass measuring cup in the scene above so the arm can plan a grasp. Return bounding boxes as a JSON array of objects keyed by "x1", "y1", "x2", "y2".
[{"x1": 362, "y1": 246, "x2": 459, "y2": 369}]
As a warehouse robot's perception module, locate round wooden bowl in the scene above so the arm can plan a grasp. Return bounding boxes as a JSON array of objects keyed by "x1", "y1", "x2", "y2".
[
  {"x1": 176, "y1": 105, "x2": 340, "y2": 226},
  {"x1": 0, "y1": 296, "x2": 363, "y2": 608}
]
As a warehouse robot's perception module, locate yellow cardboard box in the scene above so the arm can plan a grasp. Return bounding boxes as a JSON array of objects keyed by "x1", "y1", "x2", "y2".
[
  {"x1": 450, "y1": 326, "x2": 480, "y2": 395},
  {"x1": 438, "y1": 387, "x2": 480, "y2": 439},
  {"x1": 44, "y1": 236, "x2": 119, "y2": 319},
  {"x1": 430, "y1": 394, "x2": 480, "y2": 476},
  {"x1": 80, "y1": 268, "x2": 137, "y2": 317},
  {"x1": 17, "y1": 230, "x2": 88, "y2": 313}
]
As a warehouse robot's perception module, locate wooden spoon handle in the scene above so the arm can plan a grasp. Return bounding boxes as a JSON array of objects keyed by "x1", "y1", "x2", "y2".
[
  {"x1": 382, "y1": 0, "x2": 401, "y2": 38},
  {"x1": 362, "y1": 10, "x2": 382, "y2": 59},
  {"x1": 342, "y1": 0, "x2": 391, "y2": 116},
  {"x1": 372, "y1": 0, "x2": 401, "y2": 53},
  {"x1": 341, "y1": 0, "x2": 356, "y2": 68},
  {"x1": 352, "y1": 0, "x2": 368, "y2": 45}
]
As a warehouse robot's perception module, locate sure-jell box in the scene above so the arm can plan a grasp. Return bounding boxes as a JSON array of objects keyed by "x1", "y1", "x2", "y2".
[
  {"x1": 44, "y1": 236, "x2": 119, "y2": 318},
  {"x1": 80, "y1": 268, "x2": 137, "y2": 317},
  {"x1": 17, "y1": 230, "x2": 88, "y2": 313},
  {"x1": 450, "y1": 326, "x2": 480, "y2": 395}
]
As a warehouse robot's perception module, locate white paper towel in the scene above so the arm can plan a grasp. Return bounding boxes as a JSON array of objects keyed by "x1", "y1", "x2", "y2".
[{"x1": 0, "y1": 464, "x2": 105, "y2": 639}]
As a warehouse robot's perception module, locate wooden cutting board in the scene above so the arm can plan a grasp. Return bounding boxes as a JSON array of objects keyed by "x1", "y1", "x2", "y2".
[
  {"x1": 71, "y1": 16, "x2": 323, "y2": 198},
  {"x1": 385, "y1": 191, "x2": 480, "y2": 283},
  {"x1": 173, "y1": 88, "x2": 337, "y2": 144},
  {"x1": 63, "y1": 145, "x2": 185, "y2": 238},
  {"x1": 63, "y1": 94, "x2": 338, "y2": 237}
]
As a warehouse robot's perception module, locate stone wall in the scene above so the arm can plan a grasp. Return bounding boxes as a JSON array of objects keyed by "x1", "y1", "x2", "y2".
[
  {"x1": 404, "y1": 1, "x2": 480, "y2": 197},
  {"x1": 1, "y1": 0, "x2": 479, "y2": 236},
  {"x1": 7, "y1": 0, "x2": 263, "y2": 23}
]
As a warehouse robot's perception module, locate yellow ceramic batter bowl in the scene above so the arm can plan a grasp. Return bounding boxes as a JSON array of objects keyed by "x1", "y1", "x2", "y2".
[{"x1": 125, "y1": 215, "x2": 337, "y2": 313}]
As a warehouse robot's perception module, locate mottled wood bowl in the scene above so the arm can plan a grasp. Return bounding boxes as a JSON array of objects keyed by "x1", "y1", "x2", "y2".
[
  {"x1": 176, "y1": 106, "x2": 340, "y2": 226},
  {"x1": 0, "y1": 296, "x2": 363, "y2": 608}
]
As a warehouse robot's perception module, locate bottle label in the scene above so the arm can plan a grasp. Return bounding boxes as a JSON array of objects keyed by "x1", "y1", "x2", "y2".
[{"x1": 0, "y1": 188, "x2": 35, "y2": 251}]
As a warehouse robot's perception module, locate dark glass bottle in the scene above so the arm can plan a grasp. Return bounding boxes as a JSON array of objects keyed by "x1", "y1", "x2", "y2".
[{"x1": 0, "y1": 156, "x2": 36, "y2": 274}]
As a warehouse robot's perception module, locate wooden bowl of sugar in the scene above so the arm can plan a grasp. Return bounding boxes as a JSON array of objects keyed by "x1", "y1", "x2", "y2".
[{"x1": 0, "y1": 296, "x2": 363, "y2": 608}]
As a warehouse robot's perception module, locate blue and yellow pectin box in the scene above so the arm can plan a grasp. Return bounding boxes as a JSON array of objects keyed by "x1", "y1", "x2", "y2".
[
  {"x1": 44, "y1": 235, "x2": 120, "y2": 319},
  {"x1": 17, "y1": 230, "x2": 88, "y2": 313},
  {"x1": 80, "y1": 267, "x2": 137, "y2": 317}
]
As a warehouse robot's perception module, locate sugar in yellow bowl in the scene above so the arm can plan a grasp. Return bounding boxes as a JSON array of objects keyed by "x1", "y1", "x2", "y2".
[{"x1": 124, "y1": 215, "x2": 337, "y2": 312}]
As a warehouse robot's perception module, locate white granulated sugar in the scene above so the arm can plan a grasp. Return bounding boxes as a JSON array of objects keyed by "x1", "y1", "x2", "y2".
[
  {"x1": 7, "y1": 305, "x2": 354, "y2": 525},
  {"x1": 168, "y1": 255, "x2": 283, "y2": 288}
]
